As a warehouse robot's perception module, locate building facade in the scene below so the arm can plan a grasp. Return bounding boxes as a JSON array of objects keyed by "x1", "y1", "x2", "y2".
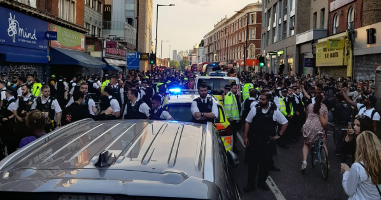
[
  {"x1": 204, "y1": 3, "x2": 262, "y2": 72},
  {"x1": 137, "y1": 0, "x2": 153, "y2": 71}
]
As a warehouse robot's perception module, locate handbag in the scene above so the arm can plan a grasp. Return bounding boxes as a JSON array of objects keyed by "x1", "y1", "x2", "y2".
[{"x1": 358, "y1": 162, "x2": 381, "y2": 197}]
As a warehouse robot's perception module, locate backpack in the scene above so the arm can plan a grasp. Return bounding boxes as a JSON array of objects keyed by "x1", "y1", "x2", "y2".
[{"x1": 359, "y1": 105, "x2": 377, "y2": 120}]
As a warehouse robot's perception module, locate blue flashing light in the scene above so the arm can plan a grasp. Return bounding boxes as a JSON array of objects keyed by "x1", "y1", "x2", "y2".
[
  {"x1": 212, "y1": 63, "x2": 216, "y2": 66},
  {"x1": 169, "y1": 88, "x2": 181, "y2": 93}
]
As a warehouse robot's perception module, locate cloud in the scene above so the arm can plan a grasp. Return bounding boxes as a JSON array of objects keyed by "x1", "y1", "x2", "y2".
[{"x1": 181, "y1": 0, "x2": 209, "y2": 5}]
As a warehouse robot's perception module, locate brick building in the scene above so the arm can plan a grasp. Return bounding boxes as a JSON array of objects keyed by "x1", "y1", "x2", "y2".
[{"x1": 204, "y1": 3, "x2": 262, "y2": 72}]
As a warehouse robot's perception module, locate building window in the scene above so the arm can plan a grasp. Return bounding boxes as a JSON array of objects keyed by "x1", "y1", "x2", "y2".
[
  {"x1": 283, "y1": 21, "x2": 287, "y2": 38},
  {"x1": 92, "y1": 0, "x2": 97, "y2": 9},
  {"x1": 98, "y1": 1, "x2": 102, "y2": 12},
  {"x1": 58, "y1": 0, "x2": 63, "y2": 18},
  {"x1": 333, "y1": 14, "x2": 339, "y2": 34},
  {"x1": 273, "y1": 27, "x2": 277, "y2": 43},
  {"x1": 251, "y1": 13, "x2": 256, "y2": 24},
  {"x1": 289, "y1": 16, "x2": 295, "y2": 36},
  {"x1": 278, "y1": 0, "x2": 282, "y2": 19},
  {"x1": 320, "y1": 8, "x2": 325, "y2": 29},
  {"x1": 92, "y1": 25, "x2": 96, "y2": 36},
  {"x1": 71, "y1": 1, "x2": 75, "y2": 23},
  {"x1": 348, "y1": 7, "x2": 354, "y2": 30},
  {"x1": 250, "y1": 45, "x2": 255, "y2": 58},
  {"x1": 85, "y1": 0, "x2": 90, "y2": 6},
  {"x1": 250, "y1": 28, "x2": 256, "y2": 39},
  {"x1": 267, "y1": 31, "x2": 270, "y2": 45},
  {"x1": 64, "y1": 0, "x2": 69, "y2": 21},
  {"x1": 313, "y1": 12, "x2": 317, "y2": 29},
  {"x1": 289, "y1": 0, "x2": 293, "y2": 11},
  {"x1": 85, "y1": 23, "x2": 90, "y2": 32},
  {"x1": 263, "y1": 13, "x2": 267, "y2": 27}
]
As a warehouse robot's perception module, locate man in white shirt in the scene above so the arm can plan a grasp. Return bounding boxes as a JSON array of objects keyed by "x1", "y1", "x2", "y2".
[
  {"x1": 103, "y1": 86, "x2": 121, "y2": 118},
  {"x1": 31, "y1": 85, "x2": 62, "y2": 132},
  {"x1": 0, "y1": 81, "x2": 6, "y2": 106},
  {"x1": 149, "y1": 94, "x2": 173, "y2": 120},
  {"x1": 341, "y1": 88, "x2": 380, "y2": 133},
  {"x1": 66, "y1": 83, "x2": 97, "y2": 116},
  {"x1": 122, "y1": 89, "x2": 149, "y2": 119},
  {"x1": 191, "y1": 83, "x2": 218, "y2": 124},
  {"x1": 346, "y1": 85, "x2": 362, "y2": 103}
]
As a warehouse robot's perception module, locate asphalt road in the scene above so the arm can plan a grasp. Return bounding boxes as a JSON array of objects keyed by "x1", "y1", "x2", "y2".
[{"x1": 233, "y1": 126, "x2": 349, "y2": 200}]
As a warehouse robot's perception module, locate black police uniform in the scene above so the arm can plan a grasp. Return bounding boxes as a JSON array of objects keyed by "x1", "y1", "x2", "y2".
[
  {"x1": 111, "y1": 85, "x2": 122, "y2": 105},
  {"x1": 242, "y1": 98, "x2": 256, "y2": 123},
  {"x1": 56, "y1": 80, "x2": 65, "y2": 106},
  {"x1": 0, "y1": 97, "x2": 17, "y2": 154},
  {"x1": 36, "y1": 96, "x2": 56, "y2": 133},
  {"x1": 142, "y1": 87, "x2": 154, "y2": 108},
  {"x1": 124, "y1": 99, "x2": 147, "y2": 119},
  {"x1": 193, "y1": 97, "x2": 214, "y2": 124},
  {"x1": 149, "y1": 107, "x2": 165, "y2": 120},
  {"x1": 246, "y1": 106, "x2": 277, "y2": 187},
  {"x1": 15, "y1": 95, "x2": 35, "y2": 145},
  {"x1": 87, "y1": 80, "x2": 99, "y2": 102}
]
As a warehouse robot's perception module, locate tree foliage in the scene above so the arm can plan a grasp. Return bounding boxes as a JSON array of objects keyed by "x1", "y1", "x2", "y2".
[
  {"x1": 179, "y1": 59, "x2": 190, "y2": 70},
  {"x1": 170, "y1": 60, "x2": 180, "y2": 69}
]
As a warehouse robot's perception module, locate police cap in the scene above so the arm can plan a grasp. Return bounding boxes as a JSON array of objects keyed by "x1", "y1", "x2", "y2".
[
  {"x1": 142, "y1": 79, "x2": 148, "y2": 84},
  {"x1": 281, "y1": 87, "x2": 288, "y2": 93},
  {"x1": 1, "y1": 73, "x2": 6, "y2": 77},
  {"x1": 5, "y1": 86, "x2": 16, "y2": 96},
  {"x1": 224, "y1": 85, "x2": 231, "y2": 90}
]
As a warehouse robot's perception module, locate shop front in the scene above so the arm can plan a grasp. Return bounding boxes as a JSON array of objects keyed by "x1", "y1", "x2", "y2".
[
  {"x1": 0, "y1": 6, "x2": 48, "y2": 82},
  {"x1": 103, "y1": 41, "x2": 127, "y2": 75},
  {"x1": 49, "y1": 24, "x2": 105, "y2": 77},
  {"x1": 316, "y1": 31, "x2": 352, "y2": 79}
]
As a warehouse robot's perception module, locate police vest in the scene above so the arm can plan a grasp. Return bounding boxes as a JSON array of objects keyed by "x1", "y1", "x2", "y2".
[
  {"x1": 142, "y1": 87, "x2": 153, "y2": 108},
  {"x1": 243, "y1": 99, "x2": 255, "y2": 120},
  {"x1": 149, "y1": 107, "x2": 165, "y2": 120},
  {"x1": 193, "y1": 97, "x2": 214, "y2": 124},
  {"x1": 87, "y1": 81, "x2": 97, "y2": 94},
  {"x1": 0, "y1": 98, "x2": 16, "y2": 119},
  {"x1": 17, "y1": 95, "x2": 36, "y2": 118},
  {"x1": 101, "y1": 80, "x2": 110, "y2": 93},
  {"x1": 31, "y1": 82, "x2": 42, "y2": 97},
  {"x1": 124, "y1": 100, "x2": 147, "y2": 119},
  {"x1": 242, "y1": 83, "x2": 253, "y2": 101},
  {"x1": 249, "y1": 106, "x2": 277, "y2": 143},
  {"x1": 110, "y1": 85, "x2": 122, "y2": 104},
  {"x1": 36, "y1": 97, "x2": 55, "y2": 120},
  {"x1": 224, "y1": 92, "x2": 240, "y2": 121}
]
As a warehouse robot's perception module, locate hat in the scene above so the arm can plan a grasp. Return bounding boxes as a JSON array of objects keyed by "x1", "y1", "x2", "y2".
[
  {"x1": 145, "y1": 76, "x2": 149, "y2": 79},
  {"x1": 1, "y1": 73, "x2": 6, "y2": 76},
  {"x1": 184, "y1": 78, "x2": 188, "y2": 81},
  {"x1": 51, "y1": 75, "x2": 56, "y2": 78},
  {"x1": 5, "y1": 86, "x2": 16, "y2": 96},
  {"x1": 281, "y1": 87, "x2": 288, "y2": 92},
  {"x1": 110, "y1": 75, "x2": 118, "y2": 79},
  {"x1": 13, "y1": 75, "x2": 19, "y2": 79},
  {"x1": 224, "y1": 85, "x2": 231, "y2": 90},
  {"x1": 105, "y1": 74, "x2": 109, "y2": 77},
  {"x1": 142, "y1": 79, "x2": 148, "y2": 84}
]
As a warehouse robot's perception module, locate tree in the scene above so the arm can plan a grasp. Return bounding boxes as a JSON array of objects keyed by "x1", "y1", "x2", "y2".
[
  {"x1": 170, "y1": 60, "x2": 180, "y2": 69},
  {"x1": 179, "y1": 59, "x2": 189, "y2": 70}
]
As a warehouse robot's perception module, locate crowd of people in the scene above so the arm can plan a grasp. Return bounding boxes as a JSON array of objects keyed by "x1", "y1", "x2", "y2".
[{"x1": 0, "y1": 69, "x2": 380, "y2": 199}]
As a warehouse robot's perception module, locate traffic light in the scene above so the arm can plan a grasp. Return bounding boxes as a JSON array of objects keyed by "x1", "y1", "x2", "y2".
[
  {"x1": 149, "y1": 53, "x2": 156, "y2": 65},
  {"x1": 259, "y1": 56, "x2": 265, "y2": 67}
]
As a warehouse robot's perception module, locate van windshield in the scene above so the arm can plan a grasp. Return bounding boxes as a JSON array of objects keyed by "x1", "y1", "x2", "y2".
[{"x1": 197, "y1": 78, "x2": 234, "y2": 95}]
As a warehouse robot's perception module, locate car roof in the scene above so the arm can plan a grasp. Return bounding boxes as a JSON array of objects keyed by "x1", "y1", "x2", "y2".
[
  {"x1": 0, "y1": 119, "x2": 217, "y2": 199},
  {"x1": 166, "y1": 94, "x2": 219, "y2": 104}
]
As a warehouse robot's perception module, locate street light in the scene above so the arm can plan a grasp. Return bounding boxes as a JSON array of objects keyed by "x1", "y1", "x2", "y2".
[
  {"x1": 161, "y1": 40, "x2": 169, "y2": 59},
  {"x1": 155, "y1": 4, "x2": 175, "y2": 56}
]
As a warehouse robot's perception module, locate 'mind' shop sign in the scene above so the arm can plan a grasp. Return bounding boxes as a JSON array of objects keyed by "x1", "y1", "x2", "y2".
[{"x1": 0, "y1": 7, "x2": 48, "y2": 50}]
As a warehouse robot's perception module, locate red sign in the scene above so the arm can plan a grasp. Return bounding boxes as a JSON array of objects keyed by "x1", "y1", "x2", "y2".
[{"x1": 106, "y1": 48, "x2": 126, "y2": 57}]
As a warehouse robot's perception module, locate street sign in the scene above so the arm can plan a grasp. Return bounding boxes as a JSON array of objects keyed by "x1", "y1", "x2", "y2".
[
  {"x1": 45, "y1": 31, "x2": 57, "y2": 40},
  {"x1": 140, "y1": 53, "x2": 149, "y2": 60},
  {"x1": 126, "y1": 52, "x2": 140, "y2": 70}
]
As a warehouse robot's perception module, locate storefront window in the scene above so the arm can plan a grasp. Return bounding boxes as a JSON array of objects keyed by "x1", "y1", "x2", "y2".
[{"x1": 288, "y1": 57, "x2": 294, "y2": 76}]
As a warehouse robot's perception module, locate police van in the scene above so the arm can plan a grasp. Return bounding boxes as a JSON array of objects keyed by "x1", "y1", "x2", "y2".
[{"x1": 195, "y1": 76, "x2": 240, "y2": 105}]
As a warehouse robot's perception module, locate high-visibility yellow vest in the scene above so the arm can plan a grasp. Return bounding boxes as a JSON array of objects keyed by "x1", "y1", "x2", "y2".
[
  {"x1": 242, "y1": 83, "x2": 253, "y2": 101},
  {"x1": 31, "y1": 82, "x2": 42, "y2": 97},
  {"x1": 278, "y1": 97, "x2": 294, "y2": 116},
  {"x1": 224, "y1": 91, "x2": 240, "y2": 120},
  {"x1": 156, "y1": 82, "x2": 164, "y2": 93},
  {"x1": 101, "y1": 80, "x2": 110, "y2": 93}
]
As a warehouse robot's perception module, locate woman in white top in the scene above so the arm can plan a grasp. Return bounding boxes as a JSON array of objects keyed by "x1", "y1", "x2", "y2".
[{"x1": 341, "y1": 131, "x2": 381, "y2": 200}]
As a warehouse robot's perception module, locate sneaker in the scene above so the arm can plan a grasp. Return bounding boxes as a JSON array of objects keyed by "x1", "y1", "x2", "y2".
[{"x1": 301, "y1": 162, "x2": 307, "y2": 173}]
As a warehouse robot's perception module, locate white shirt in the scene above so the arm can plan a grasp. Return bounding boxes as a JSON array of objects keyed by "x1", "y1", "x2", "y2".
[
  {"x1": 342, "y1": 162, "x2": 381, "y2": 200},
  {"x1": 357, "y1": 103, "x2": 380, "y2": 121},
  {"x1": 93, "y1": 82, "x2": 100, "y2": 89},
  {"x1": 190, "y1": 97, "x2": 219, "y2": 119},
  {"x1": 153, "y1": 106, "x2": 172, "y2": 120},
  {"x1": 17, "y1": 87, "x2": 22, "y2": 97},
  {"x1": 123, "y1": 99, "x2": 150, "y2": 117},
  {"x1": 245, "y1": 105, "x2": 288, "y2": 125},
  {"x1": 66, "y1": 96, "x2": 96, "y2": 115},
  {"x1": 55, "y1": 80, "x2": 68, "y2": 90},
  {"x1": 110, "y1": 84, "x2": 124, "y2": 102},
  {"x1": 31, "y1": 96, "x2": 62, "y2": 113},
  {"x1": 241, "y1": 97, "x2": 258, "y2": 115},
  {"x1": 69, "y1": 86, "x2": 75, "y2": 95},
  {"x1": 6, "y1": 96, "x2": 16, "y2": 112},
  {"x1": 0, "y1": 88, "x2": 5, "y2": 101},
  {"x1": 13, "y1": 93, "x2": 36, "y2": 111},
  {"x1": 109, "y1": 95, "x2": 121, "y2": 114}
]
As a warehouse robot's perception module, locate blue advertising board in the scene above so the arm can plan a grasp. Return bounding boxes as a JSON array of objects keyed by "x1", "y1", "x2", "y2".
[
  {"x1": 126, "y1": 52, "x2": 139, "y2": 70},
  {"x1": 0, "y1": 7, "x2": 48, "y2": 50},
  {"x1": 45, "y1": 31, "x2": 57, "y2": 40}
]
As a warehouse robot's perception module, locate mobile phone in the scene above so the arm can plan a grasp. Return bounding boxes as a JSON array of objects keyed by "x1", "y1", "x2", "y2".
[{"x1": 348, "y1": 122, "x2": 352, "y2": 128}]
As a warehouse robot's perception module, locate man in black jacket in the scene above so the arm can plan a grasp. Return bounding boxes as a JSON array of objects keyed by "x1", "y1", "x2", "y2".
[{"x1": 62, "y1": 91, "x2": 91, "y2": 126}]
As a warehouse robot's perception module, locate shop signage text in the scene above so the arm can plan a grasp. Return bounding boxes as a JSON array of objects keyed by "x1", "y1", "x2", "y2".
[
  {"x1": 0, "y1": 7, "x2": 48, "y2": 50},
  {"x1": 50, "y1": 24, "x2": 85, "y2": 51},
  {"x1": 106, "y1": 48, "x2": 126, "y2": 57},
  {"x1": 45, "y1": 31, "x2": 57, "y2": 40},
  {"x1": 316, "y1": 42, "x2": 344, "y2": 67}
]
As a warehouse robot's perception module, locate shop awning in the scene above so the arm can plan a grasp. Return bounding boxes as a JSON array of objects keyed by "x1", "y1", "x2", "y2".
[
  {"x1": 49, "y1": 48, "x2": 106, "y2": 68},
  {"x1": 0, "y1": 45, "x2": 48, "y2": 64},
  {"x1": 102, "y1": 65, "x2": 123, "y2": 72},
  {"x1": 104, "y1": 58, "x2": 125, "y2": 71}
]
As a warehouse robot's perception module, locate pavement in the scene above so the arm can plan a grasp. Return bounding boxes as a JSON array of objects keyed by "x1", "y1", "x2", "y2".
[{"x1": 233, "y1": 127, "x2": 349, "y2": 200}]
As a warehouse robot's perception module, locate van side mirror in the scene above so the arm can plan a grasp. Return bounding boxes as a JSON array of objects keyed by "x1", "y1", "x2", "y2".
[{"x1": 227, "y1": 150, "x2": 239, "y2": 168}]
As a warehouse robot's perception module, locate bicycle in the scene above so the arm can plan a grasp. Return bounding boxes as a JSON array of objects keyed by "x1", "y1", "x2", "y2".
[{"x1": 310, "y1": 131, "x2": 329, "y2": 180}]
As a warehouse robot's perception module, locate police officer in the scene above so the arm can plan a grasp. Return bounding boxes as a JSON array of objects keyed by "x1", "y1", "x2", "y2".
[
  {"x1": 109, "y1": 76, "x2": 123, "y2": 107},
  {"x1": 274, "y1": 87, "x2": 293, "y2": 149},
  {"x1": 66, "y1": 83, "x2": 97, "y2": 116},
  {"x1": 101, "y1": 74, "x2": 110, "y2": 93},
  {"x1": 241, "y1": 89, "x2": 258, "y2": 124},
  {"x1": 27, "y1": 74, "x2": 42, "y2": 97},
  {"x1": 10, "y1": 76, "x2": 18, "y2": 87},
  {"x1": 0, "y1": 86, "x2": 17, "y2": 154},
  {"x1": 13, "y1": 84, "x2": 36, "y2": 145},
  {"x1": 191, "y1": 83, "x2": 218, "y2": 124},
  {"x1": 150, "y1": 94, "x2": 173, "y2": 120},
  {"x1": 243, "y1": 92, "x2": 288, "y2": 192},
  {"x1": 242, "y1": 79, "x2": 254, "y2": 101},
  {"x1": 102, "y1": 86, "x2": 121, "y2": 118},
  {"x1": 0, "y1": 81, "x2": 6, "y2": 107},
  {"x1": 1, "y1": 73, "x2": 8, "y2": 86},
  {"x1": 122, "y1": 89, "x2": 150, "y2": 119},
  {"x1": 31, "y1": 85, "x2": 62, "y2": 133},
  {"x1": 224, "y1": 82, "x2": 241, "y2": 153},
  {"x1": 141, "y1": 79, "x2": 155, "y2": 108},
  {"x1": 87, "y1": 75, "x2": 99, "y2": 102}
]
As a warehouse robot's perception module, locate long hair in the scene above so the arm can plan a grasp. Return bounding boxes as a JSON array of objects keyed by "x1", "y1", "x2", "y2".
[
  {"x1": 357, "y1": 116, "x2": 374, "y2": 133},
  {"x1": 355, "y1": 131, "x2": 381, "y2": 185},
  {"x1": 313, "y1": 94, "x2": 323, "y2": 114}
]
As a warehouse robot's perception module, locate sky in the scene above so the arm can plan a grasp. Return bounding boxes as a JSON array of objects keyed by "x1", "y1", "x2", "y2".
[{"x1": 152, "y1": 0, "x2": 260, "y2": 59}]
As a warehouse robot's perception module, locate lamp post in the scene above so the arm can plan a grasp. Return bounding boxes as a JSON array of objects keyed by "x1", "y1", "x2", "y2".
[{"x1": 155, "y1": 4, "x2": 175, "y2": 56}]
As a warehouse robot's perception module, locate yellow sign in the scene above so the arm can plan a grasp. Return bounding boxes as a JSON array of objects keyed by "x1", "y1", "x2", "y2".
[
  {"x1": 316, "y1": 42, "x2": 344, "y2": 67},
  {"x1": 104, "y1": 5, "x2": 111, "y2": 12}
]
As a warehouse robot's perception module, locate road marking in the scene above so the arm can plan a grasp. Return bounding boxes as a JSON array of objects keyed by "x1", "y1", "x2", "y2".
[
  {"x1": 266, "y1": 176, "x2": 287, "y2": 200},
  {"x1": 237, "y1": 131, "x2": 286, "y2": 200}
]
